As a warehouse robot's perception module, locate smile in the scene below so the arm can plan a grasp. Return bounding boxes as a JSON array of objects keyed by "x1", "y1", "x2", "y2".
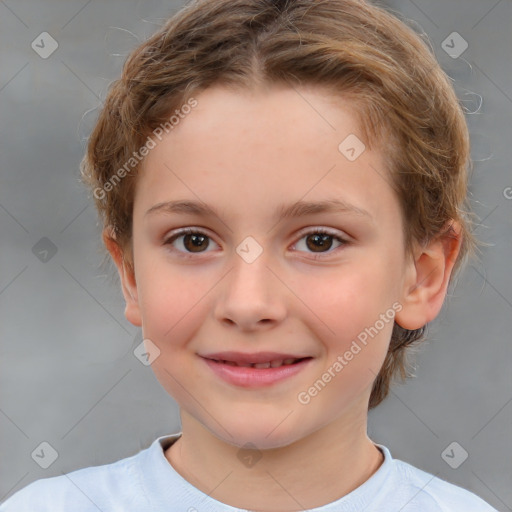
[
  {"x1": 208, "y1": 357, "x2": 309, "y2": 368},
  {"x1": 201, "y1": 356, "x2": 314, "y2": 387}
]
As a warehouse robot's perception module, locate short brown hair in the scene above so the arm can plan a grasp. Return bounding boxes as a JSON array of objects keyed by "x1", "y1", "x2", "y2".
[{"x1": 80, "y1": 0, "x2": 477, "y2": 409}]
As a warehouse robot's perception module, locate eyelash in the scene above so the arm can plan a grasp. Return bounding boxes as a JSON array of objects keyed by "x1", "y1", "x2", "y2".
[{"x1": 163, "y1": 227, "x2": 350, "y2": 260}]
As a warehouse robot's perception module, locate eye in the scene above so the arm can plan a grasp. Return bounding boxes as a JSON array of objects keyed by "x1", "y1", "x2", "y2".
[
  {"x1": 163, "y1": 227, "x2": 349, "y2": 259},
  {"x1": 291, "y1": 227, "x2": 349, "y2": 258},
  {"x1": 163, "y1": 228, "x2": 219, "y2": 257}
]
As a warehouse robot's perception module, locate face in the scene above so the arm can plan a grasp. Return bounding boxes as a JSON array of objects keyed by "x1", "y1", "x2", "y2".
[{"x1": 118, "y1": 84, "x2": 416, "y2": 450}]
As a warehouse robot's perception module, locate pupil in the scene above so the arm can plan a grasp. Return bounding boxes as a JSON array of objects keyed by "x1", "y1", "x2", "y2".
[
  {"x1": 307, "y1": 234, "x2": 332, "y2": 252},
  {"x1": 185, "y1": 233, "x2": 208, "y2": 252}
]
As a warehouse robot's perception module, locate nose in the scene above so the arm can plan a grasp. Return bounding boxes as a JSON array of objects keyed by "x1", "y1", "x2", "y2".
[{"x1": 213, "y1": 247, "x2": 287, "y2": 331}]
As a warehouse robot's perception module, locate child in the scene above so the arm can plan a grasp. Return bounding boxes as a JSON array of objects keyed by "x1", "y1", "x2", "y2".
[{"x1": 1, "y1": 0, "x2": 499, "y2": 510}]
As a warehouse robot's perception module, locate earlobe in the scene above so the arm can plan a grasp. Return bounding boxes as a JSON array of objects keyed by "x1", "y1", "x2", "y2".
[
  {"x1": 102, "y1": 228, "x2": 142, "y2": 327},
  {"x1": 395, "y1": 221, "x2": 462, "y2": 331}
]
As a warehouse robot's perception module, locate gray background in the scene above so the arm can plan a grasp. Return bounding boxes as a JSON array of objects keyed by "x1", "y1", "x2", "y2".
[{"x1": 0, "y1": 0, "x2": 511, "y2": 509}]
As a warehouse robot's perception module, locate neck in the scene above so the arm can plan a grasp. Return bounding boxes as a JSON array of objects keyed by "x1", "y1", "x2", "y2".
[{"x1": 165, "y1": 407, "x2": 384, "y2": 511}]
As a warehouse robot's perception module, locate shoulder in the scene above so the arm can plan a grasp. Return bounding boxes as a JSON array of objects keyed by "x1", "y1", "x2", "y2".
[
  {"x1": 390, "y1": 457, "x2": 498, "y2": 512},
  {"x1": 0, "y1": 446, "x2": 149, "y2": 512}
]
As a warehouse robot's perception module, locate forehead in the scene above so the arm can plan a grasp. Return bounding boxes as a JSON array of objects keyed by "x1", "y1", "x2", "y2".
[
  {"x1": 135, "y1": 84, "x2": 398, "y2": 226},
  {"x1": 161, "y1": 83, "x2": 367, "y2": 149}
]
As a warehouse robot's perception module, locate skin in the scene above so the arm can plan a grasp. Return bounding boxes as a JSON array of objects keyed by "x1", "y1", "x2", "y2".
[{"x1": 105, "y1": 83, "x2": 461, "y2": 511}]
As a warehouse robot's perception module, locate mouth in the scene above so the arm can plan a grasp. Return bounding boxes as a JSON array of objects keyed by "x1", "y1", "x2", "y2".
[
  {"x1": 200, "y1": 353, "x2": 314, "y2": 388},
  {"x1": 205, "y1": 356, "x2": 312, "y2": 368}
]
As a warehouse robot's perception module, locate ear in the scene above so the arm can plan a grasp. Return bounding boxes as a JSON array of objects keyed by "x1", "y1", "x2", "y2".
[
  {"x1": 103, "y1": 228, "x2": 142, "y2": 327},
  {"x1": 395, "y1": 221, "x2": 462, "y2": 330}
]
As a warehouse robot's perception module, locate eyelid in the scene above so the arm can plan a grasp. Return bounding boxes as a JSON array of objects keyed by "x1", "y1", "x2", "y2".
[{"x1": 294, "y1": 225, "x2": 349, "y2": 241}]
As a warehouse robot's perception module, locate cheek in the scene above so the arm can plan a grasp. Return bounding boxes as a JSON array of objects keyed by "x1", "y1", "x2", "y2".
[
  {"x1": 142, "y1": 273, "x2": 207, "y2": 400},
  {"x1": 290, "y1": 261, "x2": 397, "y2": 398},
  {"x1": 301, "y1": 310, "x2": 394, "y2": 412},
  {"x1": 137, "y1": 251, "x2": 210, "y2": 323},
  {"x1": 292, "y1": 262, "x2": 397, "y2": 341}
]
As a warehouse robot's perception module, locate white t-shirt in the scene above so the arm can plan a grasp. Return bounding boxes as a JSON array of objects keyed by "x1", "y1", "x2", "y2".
[{"x1": 0, "y1": 432, "x2": 498, "y2": 511}]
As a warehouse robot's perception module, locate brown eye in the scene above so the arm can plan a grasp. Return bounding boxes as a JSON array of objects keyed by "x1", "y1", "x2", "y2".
[
  {"x1": 182, "y1": 233, "x2": 210, "y2": 252},
  {"x1": 164, "y1": 228, "x2": 217, "y2": 255},
  {"x1": 293, "y1": 229, "x2": 348, "y2": 257},
  {"x1": 305, "y1": 233, "x2": 335, "y2": 252}
]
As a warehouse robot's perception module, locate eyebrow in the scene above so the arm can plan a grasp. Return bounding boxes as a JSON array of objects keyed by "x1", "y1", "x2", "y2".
[{"x1": 145, "y1": 198, "x2": 373, "y2": 222}]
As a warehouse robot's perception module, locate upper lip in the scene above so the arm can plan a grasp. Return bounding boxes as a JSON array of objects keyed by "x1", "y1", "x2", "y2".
[{"x1": 200, "y1": 351, "x2": 312, "y2": 364}]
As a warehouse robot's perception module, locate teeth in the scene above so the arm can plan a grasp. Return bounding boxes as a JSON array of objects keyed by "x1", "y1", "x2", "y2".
[
  {"x1": 232, "y1": 361, "x2": 252, "y2": 367},
  {"x1": 253, "y1": 362, "x2": 271, "y2": 369},
  {"x1": 216, "y1": 358, "x2": 302, "y2": 368}
]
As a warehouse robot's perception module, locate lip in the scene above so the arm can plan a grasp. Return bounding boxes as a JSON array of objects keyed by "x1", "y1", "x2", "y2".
[{"x1": 201, "y1": 355, "x2": 314, "y2": 388}]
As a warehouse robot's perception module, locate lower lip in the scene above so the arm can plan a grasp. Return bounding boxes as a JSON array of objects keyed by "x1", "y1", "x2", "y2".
[{"x1": 202, "y1": 357, "x2": 313, "y2": 388}]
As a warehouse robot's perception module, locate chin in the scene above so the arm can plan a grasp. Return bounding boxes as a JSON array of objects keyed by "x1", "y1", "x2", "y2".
[{"x1": 208, "y1": 416, "x2": 309, "y2": 451}]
